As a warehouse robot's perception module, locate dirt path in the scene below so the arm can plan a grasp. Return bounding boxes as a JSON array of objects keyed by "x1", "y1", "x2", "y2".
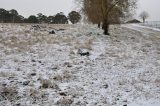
[
  {"x1": 122, "y1": 24, "x2": 160, "y2": 38},
  {"x1": 122, "y1": 24, "x2": 160, "y2": 33}
]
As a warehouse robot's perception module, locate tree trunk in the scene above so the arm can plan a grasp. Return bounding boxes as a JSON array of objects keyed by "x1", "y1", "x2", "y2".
[
  {"x1": 143, "y1": 18, "x2": 145, "y2": 23},
  {"x1": 98, "y1": 22, "x2": 101, "y2": 28},
  {"x1": 102, "y1": 20, "x2": 109, "y2": 35}
]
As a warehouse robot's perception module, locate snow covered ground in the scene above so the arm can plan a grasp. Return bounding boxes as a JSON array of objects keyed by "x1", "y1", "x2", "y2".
[
  {"x1": 140, "y1": 21, "x2": 160, "y2": 30},
  {"x1": 0, "y1": 23, "x2": 160, "y2": 106},
  {"x1": 124, "y1": 24, "x2": 160, "y2": 32}
]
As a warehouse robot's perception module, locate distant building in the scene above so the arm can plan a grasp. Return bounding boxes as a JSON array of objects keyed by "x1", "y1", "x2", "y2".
[{"x1": 126, "y1": 19, "x2": 141, "y2": 23}]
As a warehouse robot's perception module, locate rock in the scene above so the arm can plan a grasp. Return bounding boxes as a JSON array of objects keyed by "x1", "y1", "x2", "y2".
[
  {"x1": 59, "y1": 92, "x2": 67, "y2": 96},
  {"x1": 80, "y1": 52, "x2": 90, "y2": 56},
  {"x1": 31, "y1": 25, "x2": 40, "y2": 30},
  {"x1": 123, "y1": 100, "x2": 127, "y2": 102},
  {"x1": 17, "y1": 68, "x2": 21, "y2": 71},
  {"x1": 52, "y1": 66, "x2": 58, "y2": 70},
  {"x1": 80, "y1": 61, "x2": 84, "y2": 63},
  {"x1": 52, "y1": 67, "x2": 57, "y2": 70},
  {"x1": 23, "y1": 81, "x2": 30, "y2": 86},
  {"x1": 86, "y1": 32, "x2": 92, "y2": 36},
  {"x1": 103, "y1": 84, "x2": 109, "y2": 89},
  {"x1": 64, "y1": 62, "x2": 72, "y2": 67},
  {"x1": 2, "y1": 83, "x2": 7, "y2": 86},
  {"x1": 10, "y1": 80, "x2": 14, "y2": 83},
  {"x1": 57, "y1": 29, "x2": 65, "y2": 31},
  {"x1": 49, "y1": 30, "x2": 55, "y2": 34},
  {"x1": 97, "y1": 33, "x2": 100, "y2": 35},
  {"x1": 38, "y1": 61, "x2": 42, "y2": 63},
  {"x1": 131, "y1": 37, "x2": 135, "y2": 39},
  {"x1": 8, "y1": 77, "x2": 15, "y2": 79},
  {"x1": 30, "y1": 73, "x2": 36, "y2": 76},
  {"x1": 114, "y1": 40, "x2": 120, "y2": 42},
  {"x1": 78, "y1": 49, "x2": 90, "y2": 56},
  {"x1": 31, "y1": 59, "x2": 36, "y2": 62}
]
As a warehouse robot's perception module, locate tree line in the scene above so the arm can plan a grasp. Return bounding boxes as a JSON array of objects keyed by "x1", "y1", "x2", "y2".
[{"x1": 0, "y1": 8, "x2": 81, "y2": 24}]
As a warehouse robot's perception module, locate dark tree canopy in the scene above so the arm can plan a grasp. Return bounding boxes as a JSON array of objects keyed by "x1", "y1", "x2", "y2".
[
  {"x1": 68, "y1": 11, "x2": 81, "y2": 24},
  {"x1": 9, "y1": 9, "x2": 18, "y2": 16},
  {"x1": 0, "y1": 8, "x2": 10, "y2": 23},
  {"x1": 27, "y1": 15, "x2": 39, "y2": 23},
  {"x1": 47, "y1": 16, "x2": 55, "y2": 24},
  {"x1": 37, "y1": 13, "x2": 47, "y2": 23},
  {"x1": 0, "y1": 8, "x2": 24, "y2": 23},
  {"x1": 0, "y1": 8, "x2": 79, "y2": 24},
  {"x1": 54, "y1": 12, "x2": 68, "y2": 24}
]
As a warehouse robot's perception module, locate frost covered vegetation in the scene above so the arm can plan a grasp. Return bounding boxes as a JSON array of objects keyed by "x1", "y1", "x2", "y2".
[{"x1": 0, "y1": 23, "x2": 160, "y2": 106}]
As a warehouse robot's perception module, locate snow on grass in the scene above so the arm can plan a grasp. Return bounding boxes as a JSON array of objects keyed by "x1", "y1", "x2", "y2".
[
  {"x1": 123, "y1": 24, "x2": 160, "y2": 32},
  {"x1": 0, "y1": 23, "x2": 160, "y2": 106}
]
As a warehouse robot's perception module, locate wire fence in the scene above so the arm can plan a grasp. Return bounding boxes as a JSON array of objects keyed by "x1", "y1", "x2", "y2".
[{"x1": 140, "y1": 21, "x2": 160, "y2": 29}]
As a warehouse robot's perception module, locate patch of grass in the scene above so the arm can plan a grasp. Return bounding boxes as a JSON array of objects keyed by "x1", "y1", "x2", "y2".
[
  {"x1": 0, "y1": 85, "x2": 18, "y2": 101},
  {"x1": 0, "y1": 71, "x2": 16, "y2": 77},
  {"x1": 62, "y1": 69, "x2": 72, "y2": 80},
  {"x1": 40, "y1": 79, "x2": 59, "y2": 89},
  {"x1": 52, "y1": 69, "x2": 73, "y2": 82},
  {"x1": 74, "y1": 37, "x2": 94, "y2": 50},
  {"x1": 56, "y1": 96, "x2": 73, "y2": 106}
]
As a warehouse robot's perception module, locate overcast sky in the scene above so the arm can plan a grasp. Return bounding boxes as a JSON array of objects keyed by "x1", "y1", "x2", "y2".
[
  {"x1": 0, "y1": 0, "x2": 159, "y2": 21},
  {"x1": 0, "y1": 0, "x2": 75, "y2": 17},
  {"x1": 137, "y1": 0, "x2": 160, "y2": 21}
]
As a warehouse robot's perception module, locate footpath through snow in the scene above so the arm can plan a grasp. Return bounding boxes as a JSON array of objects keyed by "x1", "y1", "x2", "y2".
[{"x1": 0, "y1": 23, "x2": 160, "y2": 106}]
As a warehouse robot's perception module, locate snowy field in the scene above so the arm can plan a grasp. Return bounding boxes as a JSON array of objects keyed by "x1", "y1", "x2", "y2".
[{"x1": 0, "y1": 23, "x2": 160, "y2": 106}]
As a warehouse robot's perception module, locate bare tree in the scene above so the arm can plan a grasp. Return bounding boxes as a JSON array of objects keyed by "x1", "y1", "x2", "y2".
[
  {"x1": 78, "y1": 0, "x2": 137, "y2": 35},
  {"x1": 139, "y1": 11, "x2": 149, "y2": 23}
]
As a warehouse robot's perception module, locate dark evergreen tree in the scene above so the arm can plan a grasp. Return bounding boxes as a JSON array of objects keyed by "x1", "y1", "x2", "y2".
[
  {"x1": 54, "y1": 12, "x2": 68, "y2": 24},
  {"x1": 10, "y1": 9, "x2": 18, "y2": 23},
  {"x1": 68, "y1": 11, "x2": 81, "y2": 24},
  {"x1": 0, "y1": 8, "x2": 9, "y2": 23},
  {"x1": 47, "y1": 16, "x2": 55, "y2": 24},
  {"x1": 37, "y1": 13, "x2": 47, "y2": 23},
  {"x1": 27, "y1": 15, "x2": 39, "y2": 23}
]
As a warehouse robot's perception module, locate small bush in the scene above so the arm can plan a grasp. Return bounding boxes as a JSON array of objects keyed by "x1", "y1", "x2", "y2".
[{"x1": 40, "y1": 79, "x2": 59, "y2": 89}]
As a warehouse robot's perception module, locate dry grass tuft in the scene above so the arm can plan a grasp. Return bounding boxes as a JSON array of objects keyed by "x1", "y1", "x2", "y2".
[
  {"x1": 30, "y1": 88, "x2": 41, "y2": 99},
  {"x1": 40, "y1": 79, "x2": 59, "y2": 89},
  {"x1": 53, "y1": 74, "x2": 63, "y2": 81},
  {"x1": 0, "y1": 71, "x2": 16, "y2": 77},
  {"x1": 0, "y1": 85, "x2": 18, "y2": 101},
  {"x1": 56, "y1": 96, "x2": 73, "y2": 106},
  {"x1": 74, "y1": 37, "x2": 94, "y2": 50},
  {"x1": 52, "y1": 69, "x2": 73, "y2": 82},
  {"x1": 62, "y1": 70, "x2": 72, "y2": 80}
]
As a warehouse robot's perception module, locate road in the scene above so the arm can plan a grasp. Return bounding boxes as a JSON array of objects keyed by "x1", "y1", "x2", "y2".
[{"x1": 122, "y1": 24, "x2": 160, "y2": 37}]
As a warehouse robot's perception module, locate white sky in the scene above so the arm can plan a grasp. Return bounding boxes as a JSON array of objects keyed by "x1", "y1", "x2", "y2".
[
  {"x1": 0, "y1": 0, "x2": 159, "y2": 21},
  {"x1": 0, "y1": 0, "x2": 75, "y2": 18},
  {"x1": 137, "y1": 0, "x2": 160, "y2": 21}
]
